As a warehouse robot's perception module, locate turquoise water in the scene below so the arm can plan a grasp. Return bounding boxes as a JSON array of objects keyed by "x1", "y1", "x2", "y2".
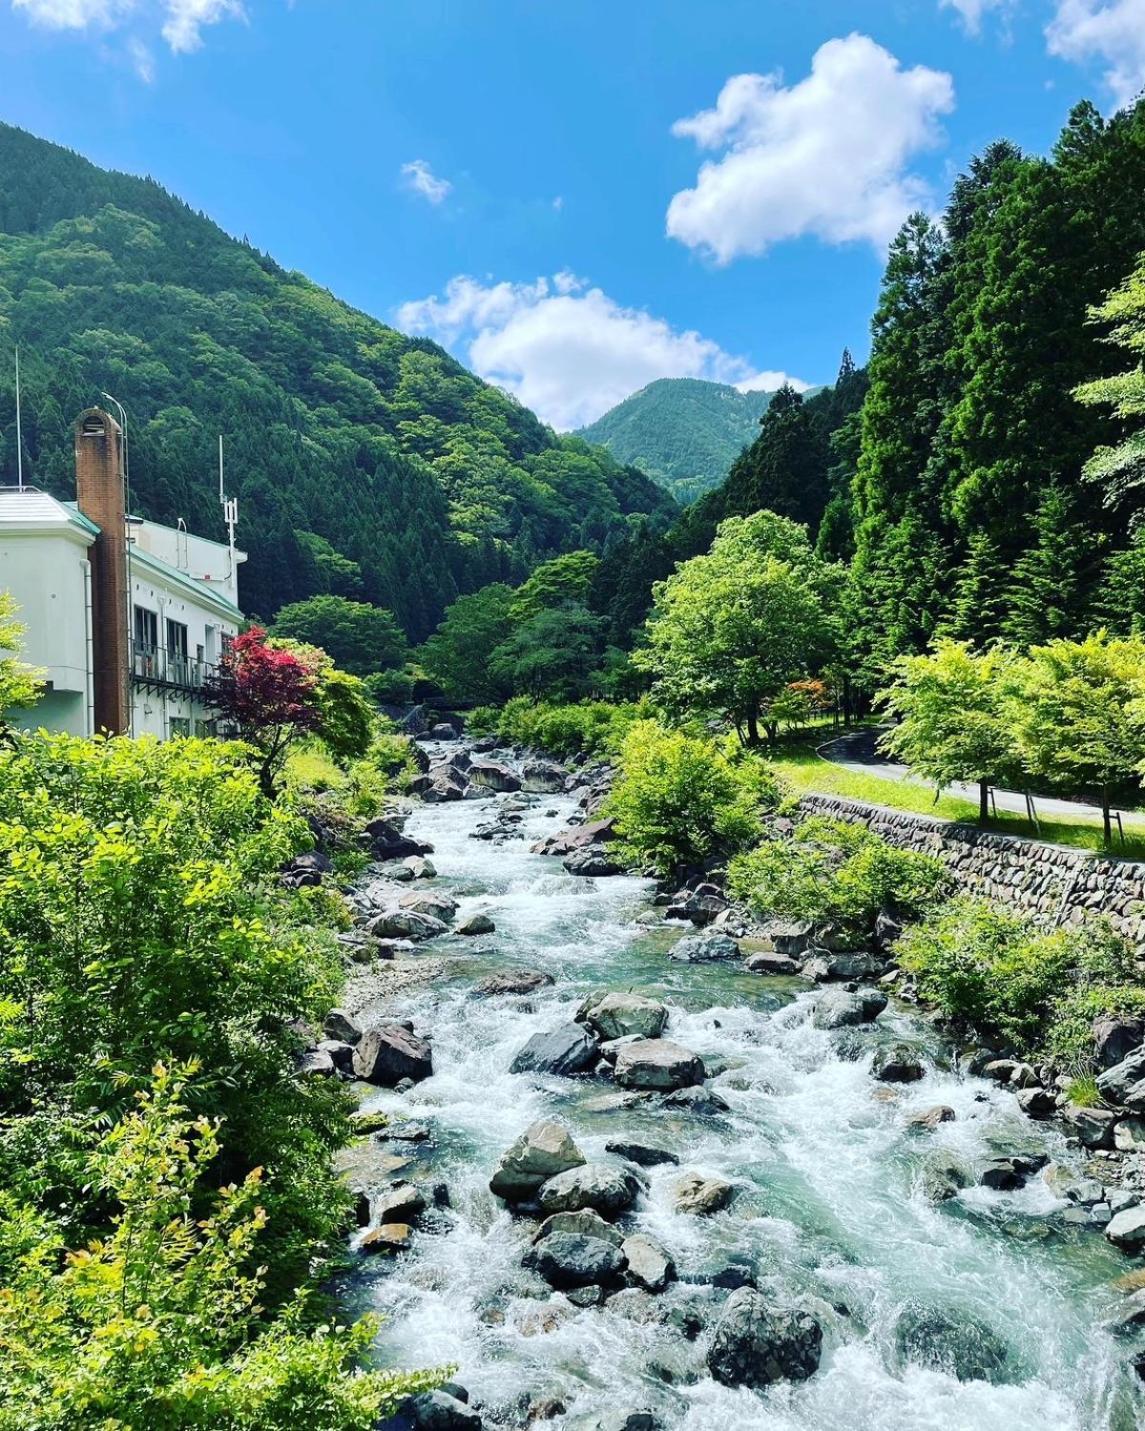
[{"x1": 342, "y1": 784, "x2": 1144, "y2": 1430}]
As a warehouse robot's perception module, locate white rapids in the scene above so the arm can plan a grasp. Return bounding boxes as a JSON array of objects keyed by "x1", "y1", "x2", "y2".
[{"x1": 340, "y1": 783, "x2": 1144, "y2": 1431}]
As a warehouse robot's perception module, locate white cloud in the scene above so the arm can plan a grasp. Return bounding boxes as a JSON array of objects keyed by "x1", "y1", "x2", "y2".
[
  {"x1": 939, "y1": 0, "x2": 1014, "y2": 35},
  {"x1": 666, "y1": 34, "x2": 955, "y2": 263},
  {"x1": 11, "y1": 0, "x2": 244, "y2": 57},
  {"x1": 735, "y1": 370, "x2": 810, "y2": 394},
  {"x1": 1046, "y1": 0, "x2": 1145, "y2": 108},
  {"x1": 400, "y1": 159, "x2": 452, "y2": 205},
  {"x1": 396, "y1": 272, "x2": 808, "y2": 430}
]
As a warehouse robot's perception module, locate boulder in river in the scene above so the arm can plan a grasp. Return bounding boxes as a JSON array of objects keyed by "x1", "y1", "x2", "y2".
[
  {"x1": 563, "y1": 846, "x2": 623, "y2": 877},
  {"x1": 456, "y1": 912, "x2": 496, "y2": 936},
  {"x1": 366, "y1": 908, "x2": 448, "y2": 942},
  {"x1": 1097, "y1": 1047, "x2": 1145, "y2": 1107},
  {"x1": 1114, "y1": 1117, "x2": 1145, "y2": 1152},
  {"x1": 353, "y1": 1024, "x2": 433, "y2": 1086},
  {"x1": 706, "y1": 1287, "x2": 823, "y2": 1387},
  {"x1": 660, "y1": 1085, "x2": 731, "y2": 1116},
  {"x1": 531, "y1": 818, "x2": 617, "y2": 857},
  {"x1": 359, "y1": 1222, "x2": 413, "y2": 1255},
  {"x1": 1093, "y1": 1017, "x2": 1145, "y2": 1071},
  {"x1": 1061, "y1": 1103, "x2": 1116, "y2": 1148},
  {"x1": 489, "y1": 1120, "x2": 586, "y2": 1202},
  {"x1": 906, "y1": 1105, "x2": 955, "y2": 1131},
  {"x1": 669, "y1": 932, "x2": 740, "y2": 963},
  {"x1": 671, "y1": 1171, "x2": 735, "y2": 1215},
  {"x1": 613, "y1": 1038, "x2": 704, "y2": 1091},
  {"x1": 1015, "y1": 1086, "x2": 1057, "y2": 1119},
  {"x1": 919, "y1": 1157, "x2": 971, "y2": 1203},
  {"x1": 811, "y1": 989, "x2": 887, "y2": 1029},
  {"x1": 979, "y1": 1153, "x2": 1048, "y2": 1191},
  {"x1": 468, "y1": 760, "x2": 522, "y2": 793},
  {"x1": 744, "y1": 952, "x2": 802, "y2": 976},
  {"x1": 472, "y1": 970, "x2": 554, "y2": 998},
  {"x1": 401, "y1": 1389, "x2": 482, "y2": 1429},
  {"x1": 363, "y1": 817, "x2": 433, "y2": 861},
  {"x1": 665, "y1": 890, "x2": 727, "y2": 926},
  {"x1": 416, "y1": 768, "x2": 470, "y2": 803},
  {"x1": 509, "y1": 1023, "x2": 599, "y2": 1078},
  {"x1": 524, "y1": 1231, "x2": 628, "y2": 1289},
  {"x1": 520, "y1": 759, "x2": 568, "y2": 793},
  {"x1": 323, "y1": 1008, "x2": 361, "y2": 1044},
  {"x1": 535, "y1": 1162, "x2": 641, "y2": 1218},
  {"x1": 578, "y1": 991, "x2": 668, "y2": 1041},
  {"x1": 605, "y1": 1140, "x2": 679, "y2": 1168},
  {"x1": 755, "y1": 919, "x2": 815, "y2": 957},
  {"x1": 399, "y1": 890, "x2": 459, "y2": 923},
  {"x1": 894, "y1": 1302, "x2": 1012, "y2": 1383},
  {"x1": 622, "y1": 1234, "x2": 676, "y2": 1293},
  {"x1": 872, "y1": 1045, "x2": 925, "y2": 1083},
  {"x1": 373, "y1": 1180, "x2": 427, "y2": 1223},
  {"x1": 1106, "y1": 1204, "x2": 1145, "y2": 1253},
  {"x1": 533, "y1": 1208, "x2": 624, "y2": 1247}
]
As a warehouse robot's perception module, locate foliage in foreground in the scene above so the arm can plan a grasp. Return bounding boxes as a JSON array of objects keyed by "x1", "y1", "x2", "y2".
[
  {"x1": 0, "y1": 1064, "x2": 443, "y2": 1431},
  {"x1": 897, "y1": 898, "x2": 1144, "y2": 1066},
  {"x1": 0, "y1": 592, "x2": 44, "y2": 726},
  {"x1": 728, "y1": 816, "x2": 949, "y2": 944},
  {"x1": 604, "y1": 720, "x2": 781, "y2": 877}
]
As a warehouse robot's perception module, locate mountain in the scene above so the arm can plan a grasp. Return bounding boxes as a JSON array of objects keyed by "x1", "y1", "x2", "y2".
[
  {"x1": 0, "y1": 124, "x2": 675, "y2": 638},
  {"x1": 576, "y1": 377, "x2": 786, "y2": 503}
]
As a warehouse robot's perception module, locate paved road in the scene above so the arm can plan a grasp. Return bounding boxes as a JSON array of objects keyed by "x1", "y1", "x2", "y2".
[{"x1": 817, "y1": 726, "x2": 1122, "y2": 827}]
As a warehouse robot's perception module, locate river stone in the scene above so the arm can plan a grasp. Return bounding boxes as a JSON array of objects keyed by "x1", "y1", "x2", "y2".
[
  {"x1": 366, "y1": 908, "x2": 448, "y2": 942},
  {"x1": 373, "y1": 1181, "x2": 426, "y2": 1223},
  {"x1": 669, "y1": 932, "x2": 740, "y2": 963},
  {"x1": 1093, "y1": 1017, "x2": 1145, "y2": 1070},
  {"x1": 894, "y1": 1302, "x2": 1011, "y2": 1383},
  {"x1": 578, "y1": 991, "x2": 668, "y2": 1041},
  {"x1": 472, "y1": 970, "x2": 554, "y2": 998},
  {"x1": 1015, "y1": 1086, "x2": 1057, "y2": 1119},
  {"x1": 359, "y1": 1222, "x2": 413, "y2": 1254},
  {"x1": 399, "y1": 890, "x2": 459, "y2": 923},
  {"x1": 353, "y1": 1025, "x2": 433, "y2": 1086},
  {"x1": 520, "y1": 759, "x2": 568, "y2": 793},
  {"x1": 671, "y1": 1171, "x2": 735, "y2": 1215},
  {"x1": 510, "y1": 1024, "x2": 599, "y2": 1077},
  {"x1": 324, "y1": 1008, "x2": 362, "y2": 1044},
  {"x1": 707, "y1": 1288, "x2": 823, "y2": 1388},
  {"x1": 660, "y1": 1085, "x2": 731, "y2": 1116},
  {"x1": 812, "y1": 989, "x2": 887, "y2": 1029},
  {"x1": 745, "y1": 952, "x2": 802, "y2": 976},
  {"x1": 755, "y1": 919, "x2": 815, "y2": 956},
  {"x1": 1106, "y1": 1205, "x2": 1145, "y2": 1252},
  {"x1": 805, "y1": 952, "x2": 883, "y2": 982},
  {"x1": 456, "y1": 912, "x2": 496, "y2": 936},
  {"x1": 533, "y1": 1209, "x2": 625, "y2": 1248},
  {"x1": 317, "y1": 1039, "x2": 356, "y2": 1075},
  {"x1": 489, "y1": 1120, "x2": 586, "y2": 1202},
  {"x1": 404, "y1": 855, "x2": 437, "y2": 879},
  {"x1": 920, "y1": 1157, "x2": 971, "y2": 1203},
  {"x1": 363, "y1": 817, "x2": 433, "y2": 861},
  {"x1": 980, "y1": 1153, "x2": 1048, "y2": 1191},
  {"x1": 525, "y1": 1231, "x2": 627, "y2": 1289},
  {"x1": 873, "y1": 1045, "x2": 925, "y2": 1083},
  {"x1": 532, "y1": 818, "x2": 617, "y2": 857},
  {"x1": 982, "y1": 1059, "x2": 1038, "y2": 1088},
  {"x1": 535, "y1": 1162, "x2": 641, "y2": 1218},
  {"x1": 622, "y1": 1234, "x2": 676, "y2": 1293},
  {"x1": 907, "y1": 1105, "x2": 955, "y2": 1131},
  {"x1": 581, "y1": 1090, "x2": 652, "y2": 1113},
  {"x1": 1062, "y1": 1104, "x2": 1116, "y2": 1148},
  {"x1": 404, "y1": 1389, "x2": 482, "y2": 1430},
  {"x1": 605, "y1": 1140, "x2": 679, "y2": 1168},
  {"x1": 416, "y1": 769, "x2": 470, "y2": 803},
  {"x1": 467, "y1": 760, "x2": 521, "y2": 793},
  {"x1": 1097, "y1": 1047, "x2": 1145, "y2": 1106},
  {"x1": 295, "y1": 1047, "x2": 335, "y2": 1077},
  {"x1": 613, "y1": 1039, "x2": 704, "y2": 1091},
  {"x1": 563, "y1": 846, "x2": 623, "y2": 877},
  {"x1": 1115, "y1": 1117, "x2": 1145, "y2": 1152}
]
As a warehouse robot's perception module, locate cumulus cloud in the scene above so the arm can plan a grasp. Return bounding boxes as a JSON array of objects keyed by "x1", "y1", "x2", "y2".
[
  {"x1": 400, "y1": 159, "x2": 453, "y2": 205},
  {"x1": 1046, "y1": 0, "x2": 1145, "y2": 108},
  {"x1": 939, "y1": 0, "x2": 1015, "y2": 35},
  {"x1": 666, "y1": 34, "x2": 955, "y2": 263},
  {"x1": 11, "y1": 0, "x2": 244, "y2": 56},
  {"x1": 396, "y1": 272, "x2": 808, "y2": 430}
]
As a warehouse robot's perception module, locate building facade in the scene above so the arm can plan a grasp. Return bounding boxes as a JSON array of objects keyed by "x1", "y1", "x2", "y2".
[{"x1": 0, "y1": 407, "x2": 246, "y2": 740}]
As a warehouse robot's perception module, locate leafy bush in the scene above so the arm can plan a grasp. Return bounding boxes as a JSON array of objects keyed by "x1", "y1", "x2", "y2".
[
  {"x1": 604, "y1": 720, "x2": 780, "y2": 876},
  {"x1": 0, "y1": 1063, "x2": 445, "y2": 1430},
  {"x1": 485, "y1": 697, "x2": 643, "y2": 760},
  {"x1": 728, "y1": 816, "x2": 948, "y2": 941},
  {"x1": 898, "y1": 900, "x2": 1141, "y2": 1060}
]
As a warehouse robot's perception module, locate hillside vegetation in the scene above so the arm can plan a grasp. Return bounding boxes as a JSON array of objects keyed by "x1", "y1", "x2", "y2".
[{"x1": 0, "y1": 124, "x2": 674, "y2": 637}]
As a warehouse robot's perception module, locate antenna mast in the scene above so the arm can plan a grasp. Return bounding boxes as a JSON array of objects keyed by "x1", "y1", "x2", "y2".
[
  {"x1": 14, "y1": 346, "x2": 23, "y2": 491},
  {"x1": 219, "y1": 434, "x2": 238, "y2": 555}
]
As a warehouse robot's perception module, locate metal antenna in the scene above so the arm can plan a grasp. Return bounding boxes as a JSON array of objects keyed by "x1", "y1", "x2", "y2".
[{"x1": 14, "y1": 345, "x2": 23, "y2": 491}]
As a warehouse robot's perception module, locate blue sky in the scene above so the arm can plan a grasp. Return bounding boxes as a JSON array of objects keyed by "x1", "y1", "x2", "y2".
[{"x1": 2, "y1": 0, "x2": 1143, "y2": 429}]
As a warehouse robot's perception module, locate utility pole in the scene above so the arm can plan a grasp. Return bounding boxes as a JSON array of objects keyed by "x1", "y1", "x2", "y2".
[{"x1": 14, "y1": 346, "x2": 23, "y2": 491}]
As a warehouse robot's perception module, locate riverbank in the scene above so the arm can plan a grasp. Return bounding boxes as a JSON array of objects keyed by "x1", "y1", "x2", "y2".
[{"x1": 295, "y1": 735, "x2": 1145, "y2": 1429}]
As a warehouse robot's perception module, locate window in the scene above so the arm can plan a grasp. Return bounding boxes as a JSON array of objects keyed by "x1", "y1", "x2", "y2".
[
  {"x1": 169, "y1": 717, "x2": 191, "y2": 739},
  {"x1": 133, "y1": 606, "x2": 158, "y2": 677},
  {"x1": 167, "y1": 619, "x2": 189, "y2": 685}
]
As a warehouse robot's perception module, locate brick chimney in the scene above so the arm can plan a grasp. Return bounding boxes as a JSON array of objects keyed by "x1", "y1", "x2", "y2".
[{"x1": 75, "y1": 408, "x2": 130, "y2": 735}]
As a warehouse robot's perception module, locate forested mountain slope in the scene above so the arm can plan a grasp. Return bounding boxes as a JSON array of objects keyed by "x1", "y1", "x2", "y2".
[
  {"x1": 0, "y1": 124, "x2": 675, "y2": 634},
  {"x1": 576, "y1": 377, "x2": 784, "y2": 502}
]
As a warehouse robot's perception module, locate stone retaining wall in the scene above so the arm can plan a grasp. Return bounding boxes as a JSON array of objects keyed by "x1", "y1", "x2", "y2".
[{"x1": 798, "y1": 794, "x2": 1145, "y2": 945}]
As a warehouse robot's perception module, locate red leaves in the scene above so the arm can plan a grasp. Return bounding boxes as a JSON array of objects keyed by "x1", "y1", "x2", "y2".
[{"x1": 204, "y1": 627, "x2": 321, "y2": 736}]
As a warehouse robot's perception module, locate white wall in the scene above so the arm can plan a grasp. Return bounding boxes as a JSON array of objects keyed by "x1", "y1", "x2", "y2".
[
  {"x1": 0, "y1": 528, "x2": 93, "y2": 734},
  {"x1": 134, "y1": 521, "x2": 246, "y2": 608}
]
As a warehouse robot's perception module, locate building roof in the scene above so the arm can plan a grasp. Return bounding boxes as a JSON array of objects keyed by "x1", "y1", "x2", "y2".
[
  {"x1": 129, "y1": 544, "x2": 243, "y2": 622},
  {"x1": 0, "y1": 488, "x2": 98, "y2": 540}
]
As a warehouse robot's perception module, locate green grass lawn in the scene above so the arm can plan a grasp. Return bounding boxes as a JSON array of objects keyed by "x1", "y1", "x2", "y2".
[{"x1": 771, "y1": 737, "x2": 1145, "y2": 859}]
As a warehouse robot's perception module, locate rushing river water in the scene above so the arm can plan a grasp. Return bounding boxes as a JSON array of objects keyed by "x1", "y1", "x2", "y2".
[{"x1": 341, "y1": 778, "x2": 1145, "y2": 1431}]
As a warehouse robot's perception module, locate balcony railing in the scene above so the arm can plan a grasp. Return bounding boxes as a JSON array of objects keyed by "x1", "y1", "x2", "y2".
[{"x1": 131, "y1": 643, "x2": 216, "y2": 693}]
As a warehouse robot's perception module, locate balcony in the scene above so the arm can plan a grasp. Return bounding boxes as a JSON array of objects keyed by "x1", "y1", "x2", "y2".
[{"x1": 131, "y1": 643, "x2": 215, "y2": 694}]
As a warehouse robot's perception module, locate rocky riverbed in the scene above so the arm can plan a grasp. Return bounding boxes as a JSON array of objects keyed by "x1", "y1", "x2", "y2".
[{"x1": 311, "y1": 740, "x2": 1145, "y2": 1430}]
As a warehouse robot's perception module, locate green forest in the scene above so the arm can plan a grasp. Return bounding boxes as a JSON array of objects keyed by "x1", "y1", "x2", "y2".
[{"x1": 0, "y1": 123, "x2": 675, "y2": 638}]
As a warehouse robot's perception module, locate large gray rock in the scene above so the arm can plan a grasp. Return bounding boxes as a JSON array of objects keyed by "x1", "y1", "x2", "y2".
[
  {"x1": 660, "y1": 1085, "x2": 730, "y2": 1116},
  {"x1": 605, "y1": 1140, "x2": 679, "y2": 1169},
  {"x1": 1062, "y1": 1103, "x2": 1116, "y2": 1148},
  {"x1": 323, "y1": 1008, "x2": 361, "y2": 1044},
  {"x1": 613, "y1": 1039, "x2": 704, "y2": 1091},
  {"x1": 363, "y1": 817, "x2": 433, "y2": 861},
  {"x1": 373, "y1": 1181, "x2": 427, "y2": 1223},
  {"x1": 416, "y1": 769, "x2": 470, "y2": 803},
  {"x1": 707, "y1": 1287, "x2": 822, "y2": 1387},
  {"x1": 745, "y1": 952, "x2": 802, "y2": 976},
  {"x1": 489, "y1": 1120, "x2": 585, "y2": 1202},
  {"x1": 812, "y1": 989, "x2": 887, "y2": 1029},
  {"x1": 894, "y1": 1302, "x2": 1011, "y2": 1383},
  {"x1": 563, "y1": 846, "x2": 623, "y2": 877},
  {"x1": 468, "y1": 760, "x2": 522, "y2": 793},
  {"x1": 622, "y1": 1234, "x2": 676, "y2": 1293},
  {"x1": 399, "y1": 889, "x2": 458, "y2": 923},
  {"x1": 669, "y1": 932, "x2": 739, "y2": 963},
  {"x1": 1114, "y1": 1117, "x2": 1145, "y2": 1152},
  {"x1": 671, "y1": 1171, "x2": 735, "y2": 1215},
  {"x1": 533, "y1": 1208, "x2": 624, "y2": 1247},
  {"x1": 1106, "y1": 1204, "x2": 1145, "y2": 1252},
  {"x1": 510, "y1": 1023, "x2": 599, "y2": 1078},
  {"x1": 1097, "y1": 1047, "x2": 1145, "y2": 1107},
  {"x1": 578, "y1": 991, "x2": 668, "y2": 1042},
  {"x1": 873, "y1": 1045, "x2": 925, "y2": 1083},
  {"x1": 531, "y1": 818, "x2": 617, "y2": 857},
  {"x1": 456, "y1": 912, "x2": 496, "y2": 936},
  {"x1": 353, "y1": 1025, "x2": 433, "y2": 1086},
  {"x1": 472, "y1": 970, "x2": 554, "y2": 998},
  {"x1": 406, "y1": 1389, "x2": 482, "y2": 1429},
  {"x1": 755, "y1": 919, "x2": 815, "y2": 957},
  {"x1": 525, "y1": 1231, "x2": 627, "y2": 1289},
  {"x1": 520, "y1": 759, "x2": 568, "y2": 793},
  {"x1": 535, "y1": 1162, "x2": 641, "y2": 1218},
  {"x1": 366, "y1": 908, "x2": 448, "y2": 942},
  {"x1": 1093, "y1": 1017, "x2": 1145, "y2": 1071}
]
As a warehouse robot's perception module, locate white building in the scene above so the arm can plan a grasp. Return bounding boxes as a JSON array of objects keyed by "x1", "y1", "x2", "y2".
[{"x1": 0, "y1": 407, "x2": 246, "y2": 740}]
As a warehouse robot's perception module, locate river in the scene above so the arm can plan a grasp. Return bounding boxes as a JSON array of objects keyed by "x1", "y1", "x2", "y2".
[{"x1": 339, "y1": 774, "x2": 1145, "y2": 1430}]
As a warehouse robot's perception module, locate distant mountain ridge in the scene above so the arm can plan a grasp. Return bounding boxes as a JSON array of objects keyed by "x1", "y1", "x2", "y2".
[{"x1": 577, "y1": 377, "x2": 810, "y2": 502}]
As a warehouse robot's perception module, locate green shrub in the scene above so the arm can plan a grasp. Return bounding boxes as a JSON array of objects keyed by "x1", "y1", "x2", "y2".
[
  {"x1": 604, "y1": 720, "x2": 780, "y2": 876},
  {"x1": 728, "y1": 816, "x2": 948, "y2": 941},
  {"x1": 487, "y1": 697, "x2": 643, "y2": 760}
]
